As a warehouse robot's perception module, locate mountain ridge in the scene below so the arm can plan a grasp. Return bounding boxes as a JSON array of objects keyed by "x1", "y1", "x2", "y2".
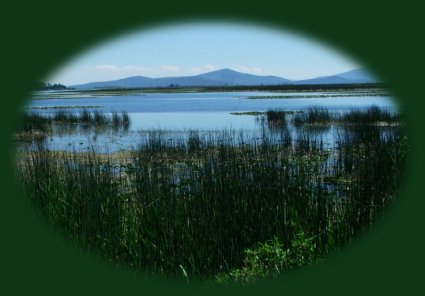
[{"x1": 70, "y1": 68, "x2": 377, "y2": 89}]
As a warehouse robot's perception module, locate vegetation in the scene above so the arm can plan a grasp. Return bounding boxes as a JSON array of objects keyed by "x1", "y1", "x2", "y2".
[
  {"x1": 215, "y1": 234, "x2": 316, "y2": 284},
  {"x1": 32, "y1": 84, "x2": 389, "y2": 96},
  {"x1": 338, "y1": 105, "x2": 399, "y2": 124},
  {"x1": 15, "y1": 106, "x2": 407, "y2": 283},
  {"x1": 27, "y1": 105, "x2": 101, "y2": 110},
  {"x1": 230, "y1": 111, "x2": 264, "y2": 116},
  {"x1": 293, "y1": 107, "x2": 332, "y2": 127},
  {"x1": 200, "y1": 83, "x2": 388, "y2": 92},
  {"x1": 245, "y1": 92, "x2": 389, "y2": 99},
  {"x1": 16, "y1": 110, "x2": 130, "y2": 134},
  {"x1": 35, "y1": 82, "x2": 68, "y2": 91},
  {"x1": 15, "y1": 110, "x2": 131, "y2": 142},
  {"x1": 230, "y1": 111, "x2": 300, "y2": 116},
  {"x1": 291, "y1": 105, "x2": 399, "y2": 128}
]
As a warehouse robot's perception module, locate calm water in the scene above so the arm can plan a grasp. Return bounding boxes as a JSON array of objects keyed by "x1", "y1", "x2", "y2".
[{"x1": 25, "y1": 90, "x2": 397, "y2": 152}]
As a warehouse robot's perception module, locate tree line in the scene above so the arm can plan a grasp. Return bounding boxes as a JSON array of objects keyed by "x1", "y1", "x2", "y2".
[{"x1": 34, "y1": 82, "x2": 68, "y2": 90}]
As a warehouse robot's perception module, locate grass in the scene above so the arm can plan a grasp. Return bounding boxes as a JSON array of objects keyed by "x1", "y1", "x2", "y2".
[
  {"x1": 214, "y1": 234, "x2": 316, "y2": 284},
  {"x1": 230, "y1": 111, "x2": 264, "y2": 116},
  {"x1": 291, "y1": 105, "x2": 401, "y2": 128},
  {"x1": 338, "y1": 105, "x2": 399, "y2": 124},
  {"x1": 30, "y1": 85, "x2": 389, "y2": 98},
  {"x1": 27, "y1": 105, "x2": 102, "y2": 110},
  {"x1": 244, "y1": 88, "x2": 390, "y2": 100},
  {"x1": 15, "y1": 107, "x2": 408, "y2": 283},
  {"x1": 16, "y1": 110, "x2": 131, "y2": 140},
  {"x1": 230, "y1": 111, "x2": 301, "y2": 116},
  {"x1": 293, "y1": 107, "x2": 332, "y2": 127},
  {"x1": 19, "y1": 112, "x2": 52, "y2": 133},
  {"x1": 245, "y1": 93, "x2": 389, "y2": 99}
]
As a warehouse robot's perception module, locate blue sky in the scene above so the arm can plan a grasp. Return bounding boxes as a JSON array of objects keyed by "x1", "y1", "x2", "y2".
[{"x1": 47, "y1": 22, "x2": 361, "y2": 85}]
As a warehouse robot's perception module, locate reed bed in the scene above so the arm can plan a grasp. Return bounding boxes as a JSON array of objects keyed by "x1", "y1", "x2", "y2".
[
  {"x1": 18, "y1": 110, "x2": 131, "y2": 130},
  {"x1": 15, "y1": 108, "x2": 408, "y2": 281},
  {"x1": 291, "y1": 105, "x2": 400, "y2": 128},
  {"x1": 19, "y1": 112, "x2": 53, "y2": 133},
  {"x1": 338, "y1": 105, "x2": 399, "y2": 124},
  {"x1": 15, "y1": 111, "x2": 131, "y2": 142},
  {"x1": 293, "y1": 107, "x2": 332, "y2": 127}
]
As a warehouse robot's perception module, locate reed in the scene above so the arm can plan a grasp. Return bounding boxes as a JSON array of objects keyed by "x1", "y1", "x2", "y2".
[
  {"x1": 293, "y1": 107, "x2": 332, "y2": 127},
  {"x1": 338, "y1": 105, "x2": 399, "y2": 124},
  {"x1": 18, "y1": 110, "x2": 131, "y2": 131},
  {"x1": 19, "y1": 112, "x2": 52, "y2": 132},
  {"x1": 15, "y1": 110, "x2": 407, "y2": 281}
]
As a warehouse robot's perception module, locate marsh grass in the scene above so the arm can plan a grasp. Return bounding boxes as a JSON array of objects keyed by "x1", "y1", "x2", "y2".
[
  {"x1": 338, "y1": 105, "x2": 399, "y2": 124},
  {"x1": 19, "y1": 112, "x2": 52, "y2": 133},
  {"x1": 27, "y1": 105, "x2": 102, "y2": 110},
  {"x1": 244, "y1": 92, "x2": 389, "y2": 99},
  {"x1": 293, "y1": 107, "x2": 332, "y2": 127},
  {"x1": 292, "y1": 105, "x2": 401, "y2": 130},
  {"x1": 17, "y1": 111, "x2": 131, "y2": 138},
  {"x1": 15, "y1": 106, "x2": 407, "y2": 282}
]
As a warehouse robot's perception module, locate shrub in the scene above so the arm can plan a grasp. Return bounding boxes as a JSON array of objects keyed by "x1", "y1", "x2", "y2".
[{"x1": 215, "y1": 233, "x2": 316, "y2": 284}]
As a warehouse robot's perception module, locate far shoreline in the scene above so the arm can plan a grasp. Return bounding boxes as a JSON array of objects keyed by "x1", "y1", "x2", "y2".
[{"x1": 32, "y1": 82, "x2": 388, "y2": 94}]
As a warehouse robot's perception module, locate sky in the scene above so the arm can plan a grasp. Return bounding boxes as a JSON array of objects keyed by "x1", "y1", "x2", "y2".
[{"x1": 47, "y1": 22, "x2": 361, "y2": 86}]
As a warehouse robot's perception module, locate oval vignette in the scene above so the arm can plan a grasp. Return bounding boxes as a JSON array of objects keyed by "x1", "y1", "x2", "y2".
[{"x1": 14, "y1": 21, "x2": 408, "y2": 284}]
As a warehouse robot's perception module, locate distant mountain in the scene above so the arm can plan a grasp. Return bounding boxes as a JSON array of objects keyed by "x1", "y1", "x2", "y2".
[
  {"x1": 73, "y1": 76, "x2": 156, "y2": 89},
  {"x1": 293, "y1": 76, "x2": 353, "y2": 85},
  {"x1": 72, "y1": 69, "x2": 291, "y2": 89},
  {"x1": 196, "y1": 69, "x2": 291, "y2": 85},
  {"x1": 335, "y1": 68, "x2": 377, "y2": 82},
  {"x1": 294, "y1": 68, "x2": 379, "y2": 85},
  {"x1": 70, "y1": 68, "x2": 379, "y2": 89}
]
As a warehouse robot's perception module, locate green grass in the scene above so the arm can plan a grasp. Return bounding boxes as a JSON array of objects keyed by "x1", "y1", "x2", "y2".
[
  {"x1": 293, "y1": 107, "x2": 332, "y2": 127},
  {"x1": 291, "y1": 105, "x2": 401, "y2": 128},
  {"x1": 17, "y1": 110, "x2": 131, "y2": 135},
  {"x1": 15, "y1": 110, "x2": 131, "y2": 142},
  {"x1": 15, "y1": 109, "x2": 408, "y2": 283},
  {"x1": 338, "y1": 105, "x2": 399, "y2": 124},
  {"x1": 214, "y1": 233, "x2": 316, "y2": 284}
]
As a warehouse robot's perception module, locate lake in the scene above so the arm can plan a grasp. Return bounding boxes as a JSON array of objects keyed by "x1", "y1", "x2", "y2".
[{"x1": 23, "y1": 89, "x2": 397, "y2": 152}]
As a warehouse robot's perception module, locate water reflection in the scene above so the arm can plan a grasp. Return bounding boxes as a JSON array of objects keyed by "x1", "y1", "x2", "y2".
[{"x1": 18, "y1": 89, "x2": 400, "y2": 153}]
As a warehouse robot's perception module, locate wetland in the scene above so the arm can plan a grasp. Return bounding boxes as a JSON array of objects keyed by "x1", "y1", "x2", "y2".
[{"x1": 14, "y1": 87, "x2": 408, "y2": 283}]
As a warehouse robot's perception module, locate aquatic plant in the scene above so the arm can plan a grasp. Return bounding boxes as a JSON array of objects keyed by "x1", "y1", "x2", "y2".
[
  {"x1": 293, "y1": 107, "x2": 332, "y2": 127},
  {"x1": 15, "y1": 112, "x2": 407, "y2": 282},
  {"x1": 18, "y1": 110, "x2": 131, "y2": 132}
]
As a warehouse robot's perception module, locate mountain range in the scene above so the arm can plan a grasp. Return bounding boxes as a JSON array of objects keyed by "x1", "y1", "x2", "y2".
[{"x1": 71, "y1": 68, "x2": 378, "y2": 89}]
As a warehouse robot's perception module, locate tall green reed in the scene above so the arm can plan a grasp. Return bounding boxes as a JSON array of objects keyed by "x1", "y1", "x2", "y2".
[{"x1": 15, "y1": 107, "x2": 407, "y2": 280}]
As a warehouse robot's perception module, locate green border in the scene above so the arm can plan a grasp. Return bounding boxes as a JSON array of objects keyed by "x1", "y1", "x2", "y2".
[{"x1": 1, "y1": 1, "x2": 424, "y2": 295}]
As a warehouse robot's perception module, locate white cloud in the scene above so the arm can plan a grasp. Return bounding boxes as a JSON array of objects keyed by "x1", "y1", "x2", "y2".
[
  {"x1": 204, "y1": 64, "x2": 216, "y2": 71},
  {"x1": 191, "y1": 67, "x2": 202, "y2": 73},
  {"x1": 93, "y1": 64, "x2": 152, "y2": 75},
  {"x1": 123, "y1": 65, "x2": 151, "y2": 72},
  {"x1": 191, "y1": 64, "x2": 216, "y2": 74},
  {"x1": 160, "y1": 65, "x2": 180, "y2": 72},
  {"x1": 237, "y1": 66, "x2": 264, "y2": 74},
  {"x1": 94, "y1": 64, "x2": 120, "y2": 71}
]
